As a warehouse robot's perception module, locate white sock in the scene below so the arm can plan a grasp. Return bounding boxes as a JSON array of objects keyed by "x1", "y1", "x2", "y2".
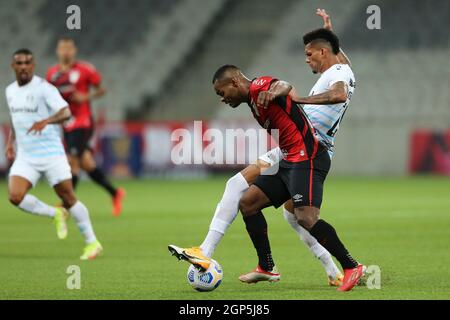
[
  {"x1": 283, "y1": 207, "x2": 341, "y2": 278},
  {"x1": 69, "y1": 201, "x2": 97, "y2": 244},
  {"x1": 200, "y1": 172, "x2": 249, "y2": 257},
  {"x1": 18, "y1": 194, "x2": 56, "y2": 218}
]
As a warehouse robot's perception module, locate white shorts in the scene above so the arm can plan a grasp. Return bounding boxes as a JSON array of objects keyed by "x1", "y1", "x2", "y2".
[
  {"x1": 9, "y1": 156, "x2": 72, "y2": 187},
  {"x1": 258, "y1": 147, "x2": 284, "y2": 166}
]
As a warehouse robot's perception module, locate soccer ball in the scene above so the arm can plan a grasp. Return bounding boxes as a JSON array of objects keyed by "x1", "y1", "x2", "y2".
[{"x1": 186, "y1": 259, "x2": 223, "y2": 292}]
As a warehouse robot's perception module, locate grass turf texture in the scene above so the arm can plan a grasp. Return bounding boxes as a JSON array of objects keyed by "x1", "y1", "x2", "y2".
[{"x1": 0, "y1": 176, "x2": 449, "y2": 300}]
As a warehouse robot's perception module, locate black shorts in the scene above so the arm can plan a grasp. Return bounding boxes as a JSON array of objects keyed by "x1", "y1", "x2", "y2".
[
  {"x1": 64, "y1": 128, "x2": 94, "y2": 157},
  {"x1": 253, "y1": 151, "x2": 331, "y2": 209}
]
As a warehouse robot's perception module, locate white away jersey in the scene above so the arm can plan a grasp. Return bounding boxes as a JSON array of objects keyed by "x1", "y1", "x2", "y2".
[
  {"x1": 6, "y1": 76, "x2": 68, "y2": 160},
  {"x1": 303, "y1": 64, "x2": 355, "y2": 157}
]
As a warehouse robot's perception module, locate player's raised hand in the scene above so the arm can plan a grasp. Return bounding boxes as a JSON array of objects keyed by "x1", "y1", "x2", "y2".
[
  {"x1": 316, "y1": 8, "x2": 333, "y2": 31},
  {"x1": 257, "y1": 91, "x2": 276, "y2": 109},
  {"x1": 27, "y1": 119, "x2": 49, "y2": 135}
]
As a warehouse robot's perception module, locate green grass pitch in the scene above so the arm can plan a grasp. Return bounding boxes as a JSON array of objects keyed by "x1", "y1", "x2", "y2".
[{"x1": 0, "y1": 176, "x2": 449, "y2": 300}]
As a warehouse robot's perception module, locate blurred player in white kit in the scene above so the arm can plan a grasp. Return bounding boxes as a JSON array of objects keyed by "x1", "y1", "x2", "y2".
[{"x1": 5, "y1": 48, "x2": 102, "y2": 260}]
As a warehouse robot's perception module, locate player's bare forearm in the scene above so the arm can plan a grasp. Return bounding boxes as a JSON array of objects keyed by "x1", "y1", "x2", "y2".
[
  {"x1": 72, "y1": 86, "x2": 106, "y2": 103},
  {"x1": 92, "y1": 85, "x2": 106, "y2": 100},
  {"x1": 83, "y1": 86, "x2": 105, "y2": 102},
  {"x1": 7, "y1": 127, "x2": 15, "y2": 145},
  {"x1": 269, "y1": 81, "x2": 293, "y2": 98},
  {"x1": 93, "y1": 86, "x2": 106, "y2": 99},
  {"x1": 316, "y1": 8, "x2": 352, "y2": 67},
  {"x1": 27, "y1": 107, "x2": 71, "y2": 135},
  {"x1": 292, "y1": 82, "x2": 347, "y2": 105},
  {"x1": 6, "y1": 127, "x2": 16, "y2": 161},
  {"x1": 47, "y1": 107, "x2": 72, "y2": 124},
  {"x1": 337, "y1": 49, "x2": 352, "y2": 67},
  {"x1": 257, "y1": 81, "x2": 293, "y2": 108}
]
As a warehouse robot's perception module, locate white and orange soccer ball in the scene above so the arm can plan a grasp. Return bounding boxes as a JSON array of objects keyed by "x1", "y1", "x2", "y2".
[{"x1": 186, "y1": 259, "x2": 223, "y2": 292}]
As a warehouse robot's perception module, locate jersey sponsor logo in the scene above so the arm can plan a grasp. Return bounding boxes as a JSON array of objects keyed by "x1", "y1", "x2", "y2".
[{"x1": 10, "y1": 106, "x2": 38, "y2": 114}]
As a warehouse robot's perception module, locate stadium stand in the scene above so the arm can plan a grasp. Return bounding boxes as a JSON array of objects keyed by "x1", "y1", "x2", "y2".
[
  {"x1": 0, "y1": 0, "x2": 448, "y2": 174},
  {"x1": 0, "y1": 0, "x2": 228, "y2": 122},
  {"x1": 214, "y1": 0, "x2": 450, "y2": 174},
  {"x1": 144, "y1": 0, "x2": 299, "y2": 121}
]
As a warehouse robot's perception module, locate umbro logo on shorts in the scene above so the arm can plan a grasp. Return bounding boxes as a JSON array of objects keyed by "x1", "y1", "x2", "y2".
[{"x1": 293, "y1": 194, "x2": 303, "y2": 202}]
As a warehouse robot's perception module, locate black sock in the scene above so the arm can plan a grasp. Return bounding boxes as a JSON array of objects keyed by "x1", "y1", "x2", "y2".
[
  {"x1": 72, "y1": 175, "x2": 79, "y2": 190},
  {"x1": 243, "y1": 212, "x2": 274, "y2": 272},
  {"x1": 87, "y1": 168, "x2": 117, "y2": 197},
  {"x1": 310, "y1": 219, "x2": 358, "y2": 269}
]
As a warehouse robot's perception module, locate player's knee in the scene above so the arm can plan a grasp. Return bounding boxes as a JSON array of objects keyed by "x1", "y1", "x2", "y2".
[
  {"x1": 239, "y1": 197, "x2": 255, "y2": 217},
  {"x1": 80, "y1": 151, "x2": 96, "y2": 171},
  {"x1": 70, "y1": 166, "x2": 83, "y2": 178},
  {"x1": 9, "y1": 192, "x2": 25, "y2": 206},
  {"x1": 58, "y1": 189, "x2": 77, "y2": 208},
  {"x1": 295, "y1": 208, "x2": 318, "y2": 230},
  {"x1": 296, "y1": 216, "x2": 311, "y2": 230}
]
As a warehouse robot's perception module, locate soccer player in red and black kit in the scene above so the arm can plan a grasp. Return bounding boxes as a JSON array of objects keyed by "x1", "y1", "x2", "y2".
[
  {"x1": 212, "y1": 65, "x2": 364, "y2": 291},
  {"x1": 46, "y1": 37, "x2": 125, "y2": 216}
]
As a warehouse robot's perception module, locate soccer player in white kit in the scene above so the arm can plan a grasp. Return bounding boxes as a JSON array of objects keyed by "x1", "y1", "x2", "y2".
[
  {"x1": 169, "y1": 9, "x2": 360, "y2": 289},
  {"x1": 5, "y1": 48, "x2": 102, "y2": 260}
]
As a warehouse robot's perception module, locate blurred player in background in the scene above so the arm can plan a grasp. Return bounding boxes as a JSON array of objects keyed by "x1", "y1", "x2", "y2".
[
  {"x1": 46, "y1": 37, "x2": 125, "y2": 216},
  {"x1": 5, "y1": 49, "x2": 102, "y2": 260}
]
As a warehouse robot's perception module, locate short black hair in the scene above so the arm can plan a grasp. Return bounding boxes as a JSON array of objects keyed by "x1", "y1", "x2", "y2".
[
  {"x1": 212, "y1": 64, "x2": 239, "y2": 84},
  {"x1": 13, "y1": 48, "x2": 33, "y2": 57},
  {"x1": 303, "y1": 28, "x2": 340, "y2": 55}
]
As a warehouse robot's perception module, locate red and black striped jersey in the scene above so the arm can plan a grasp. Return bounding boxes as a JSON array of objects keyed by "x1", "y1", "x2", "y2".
[
  {"x1": 247, "y1": 76, "x2": 322, "y2": 163},
  {"x1": 46, "y1": 61, "x2": 102, "y2": 132}
]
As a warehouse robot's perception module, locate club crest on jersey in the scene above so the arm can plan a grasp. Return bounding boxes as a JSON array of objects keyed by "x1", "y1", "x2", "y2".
[{"x1": 69, "y1": 70, "x2": 80, "y2": 83}]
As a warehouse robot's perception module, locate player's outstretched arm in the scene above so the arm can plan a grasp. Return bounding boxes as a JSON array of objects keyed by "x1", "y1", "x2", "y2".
[
  {"x1": 316, "y1": 8, "x2": 352, "y2": 67},
  {"x1": 291, "y1": 81, "x2": 348, "y2": 105},
  {"x1": 257, "y1": 80, "x2": 293, "y2": 108},
  {"x1": 6, "y1": 126, "x2": 16, "y2": 162},
  {"x1": 27, "y1": 107, "x2": 72, "y2": 135},
  {"x1": 72, "y1": 85, "x2": 106, "y2": 104}
]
